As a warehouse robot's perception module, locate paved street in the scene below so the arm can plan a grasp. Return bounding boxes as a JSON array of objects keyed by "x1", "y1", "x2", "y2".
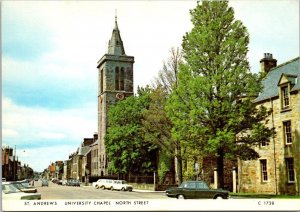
[{"x1": 34, "y1": 181, "x2": 168, "y2": 200}]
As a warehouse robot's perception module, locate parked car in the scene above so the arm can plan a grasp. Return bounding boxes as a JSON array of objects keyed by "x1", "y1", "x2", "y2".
[
  {"x1": 51, "y1": 178, "x2": 59, "y2": 184},
  {"x1": 10, "y1": 182, "x2": 37, "y2": 193},
  {"x1": 2, "y1": 182, "x2": 41, "y2": 200},
  {"x1": 165, "y1": 181, "x2": 229, "y2": 199},
  {"x1": 41, "y1": 179, "x2": 49, "y2": 187},
  {"x1": 111, "y1": 180, "x2": 133, "y2": 191},
  {"x1": 61, "y1": 180, "x2": 67, "y2": 186},
  {"x1": 66, "y1": 179, "x2": 80, "y2": 187},
  {"x1": 18, "y1": 180, "x2": 35, "y2": 189},
  {"x1": 92, "y1": 179, "x2": 114, "y2": 190}
]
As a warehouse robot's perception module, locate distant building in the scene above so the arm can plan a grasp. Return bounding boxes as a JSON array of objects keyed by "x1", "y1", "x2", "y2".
[
  {"x1": 63, "y1": 160, "x2": 69, "y2": 180},
  {"x1": 67, "y1": 136, "x2": 94, "y2": 182},
  {"x1": 48, "y1": 163, "x2": 56, "y2": 179},
  {"x1": 55, "y1": 161, "x2": 64, "y2": 180},
  {"x1": 95, "y1": 16, "x2": 134, "y2": 176},
  {"x1": 238, "y1": 54, "x2": 300, "y2": 195},
  {"x1": 2, "y1": 146, "x2": 32, "y2": 181},
  {"x1": 79, "y1": 138, "x2": 93, "y2": 182},
  {"x1": 90, "y1": 139, "x2": 98, "y2": 177}
]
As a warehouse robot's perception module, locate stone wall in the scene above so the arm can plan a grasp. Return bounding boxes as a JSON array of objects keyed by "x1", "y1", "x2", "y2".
[{"x1": 239, "y1": 91, "x2": 300, "y2": 195}]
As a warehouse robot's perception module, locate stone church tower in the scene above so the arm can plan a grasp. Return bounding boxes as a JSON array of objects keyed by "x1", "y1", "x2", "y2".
[{"x1": 96, "y1": 16, "x2": 134, "y2": 176}]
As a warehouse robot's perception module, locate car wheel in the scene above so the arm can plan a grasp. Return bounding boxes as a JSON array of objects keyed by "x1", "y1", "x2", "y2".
[
  {"x1": 214, "y1": 195, "x2": 224, "y2": 199},
  {"x1": 177, "y1": 194, "x2": 185, "y2": 199},
  {"x1": 111, "y1": 187, "x2": 114, "y2": 191},
  {"x1": 101, "y1": 186, "x2": 105, "y2": 190},
  {"x1": 96, "y1": 185, "x2": 99, "y2": 189},
  {"x1": 121, "y1": 187, "x2": 125, "y2": 191}
]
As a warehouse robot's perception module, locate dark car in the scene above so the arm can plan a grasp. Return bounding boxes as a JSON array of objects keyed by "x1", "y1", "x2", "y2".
[
  {"x1": 66, "y1": 179, "x2": 80, "y2": 187},
  {"x1": 166, "y1": 181, "x2": 229, "y2": 199}
]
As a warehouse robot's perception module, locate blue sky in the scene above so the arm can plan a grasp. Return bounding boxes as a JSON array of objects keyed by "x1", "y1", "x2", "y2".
[{"x1": 2, "y1": 1, "x2": 299, "y2": 172}]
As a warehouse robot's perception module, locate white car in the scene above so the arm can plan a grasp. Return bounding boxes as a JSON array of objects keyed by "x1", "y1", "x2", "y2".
[
  {"x1": 2, "y1": 182, "x2": 41, "y2": 200},
  {"x1": 111, "y1": 180, "x2": 133, "y2": 191},
  {"x1": 92, "y1": 179, "x2": 114, "y2": 190}
]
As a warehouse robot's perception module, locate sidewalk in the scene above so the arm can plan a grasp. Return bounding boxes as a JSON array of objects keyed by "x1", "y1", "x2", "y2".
[{"x1": 82, "y1": 184, "x2": 165, "y2": 193}]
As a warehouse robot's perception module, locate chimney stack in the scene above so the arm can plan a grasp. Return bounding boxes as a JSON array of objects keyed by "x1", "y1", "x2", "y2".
[
  {"x1": 260, "y1": 53, "x2": 277, "y2": 73},
  {"x1": 93, "y1": 132, "x2": 98, "y2": 142}
]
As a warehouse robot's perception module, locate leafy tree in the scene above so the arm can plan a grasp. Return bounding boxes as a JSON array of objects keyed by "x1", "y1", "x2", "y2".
[
  {"x1": 166, "y1": 0, "x2": 272, "y2": 188},
  {"x1": 148, "y1": 47, "x2": 186, "y2": 184},
  {"x1": 152, "y1": 47, "x2": 182, "y2": 93},
  {"x1": 105, "y1": 87, "x2": 157, "y2": 175},
  {"x1": 142, "y1": 87, "x2": 174, "y2": 183}
]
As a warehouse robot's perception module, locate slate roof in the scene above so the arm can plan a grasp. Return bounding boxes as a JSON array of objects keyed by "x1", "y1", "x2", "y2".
[
  {"x1": 78, "y1": 146, "x2": 91, "y2": 156},
  {"x1": 255, "y1": 57, "x2": 300, "y2": 103}
]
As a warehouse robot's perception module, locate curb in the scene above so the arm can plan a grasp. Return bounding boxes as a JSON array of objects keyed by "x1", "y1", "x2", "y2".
[{"x1": 133, "y1": 189, "x2": 165, "y2": 193}]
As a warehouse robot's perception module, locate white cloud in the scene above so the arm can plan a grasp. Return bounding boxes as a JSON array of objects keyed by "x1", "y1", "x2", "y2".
[
  {"x1": 17, "y1": 145, "x2": 78, "y2": 172},
  {"x1": 2, "y1": 129, "x2": 19, "y2": 138},
  {"x1": 2, "y1": 96, "x2": 97, "y2": 148},
  {"x1": 37, "y1": 132, "x2": 66, "y2": 140}
]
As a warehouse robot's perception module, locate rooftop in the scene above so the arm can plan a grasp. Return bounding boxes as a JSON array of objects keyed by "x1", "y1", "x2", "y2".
[{"x1": 255, "y1": 57, "x2": 300, "y2": 103}]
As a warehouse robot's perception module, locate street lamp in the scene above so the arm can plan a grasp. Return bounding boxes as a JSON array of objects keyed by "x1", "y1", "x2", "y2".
[{"x1": 13, "y1": 145, "x2": 17, "y2": 181}]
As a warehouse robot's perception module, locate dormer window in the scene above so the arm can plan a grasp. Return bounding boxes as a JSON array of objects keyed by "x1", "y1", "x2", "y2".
[
  {"x1": 281, "y1": 86, "x2": 290, "y2": 109},
  {"x1": 277, "y1": 74, "x2": 296, "y2": 111}
]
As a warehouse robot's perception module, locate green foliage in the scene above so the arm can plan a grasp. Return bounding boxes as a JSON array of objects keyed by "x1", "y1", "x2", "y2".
[
  {"x1": 105, "y1": 89, "x2": 157, "y2": 175},
  {"x1": 166, "y1": 0, "x2": 272, "y2": 187},
  {"x1": 142, "y1": 87, "x2": 173, "y2": 152},
  {"x1": 157, "y1": 151, "x2": 173, "y2": 184}
]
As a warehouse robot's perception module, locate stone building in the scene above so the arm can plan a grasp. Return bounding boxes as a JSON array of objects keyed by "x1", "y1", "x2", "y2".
[
  {"x1": 238, "y1": 54, "x2": 300, "y2": 195},
  {"x1": 2, "y1": 146, "x2": 33, "y2": 181},
  {"x1": 90, "y1": 139, "x2": 98, "y2": 177},
  {"x1": 68, "y1": 138, "x2": 93, "y2": 181},
  {"x1": 95, "y1": 16, "x2": 134, "y2": 176}
]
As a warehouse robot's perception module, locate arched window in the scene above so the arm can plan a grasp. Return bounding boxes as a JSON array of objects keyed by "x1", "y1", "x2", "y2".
[
  {"x1": 120, "y1": 67, "x2": 124, "y2": 90},
  {"x1": 115, "y1": 67, "x2": 119, "y2": 90},
  {"x1": 127, "y1": 67, "x2": 133, "y2": 91},
  {"x1": 100, "y1": 69, "x2": 103, "y2": 93}
]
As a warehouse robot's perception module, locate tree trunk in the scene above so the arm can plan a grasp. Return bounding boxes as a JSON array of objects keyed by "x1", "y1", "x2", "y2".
[
  {"x1": 176, "y1": 155, "x2": 183, "y2": 185},
  {"x1": 217, "y1": 148, "x2": 224, "y2": 189},
  {"x1": 175, "y1": 144, "x2": 183, "y2": 185}
]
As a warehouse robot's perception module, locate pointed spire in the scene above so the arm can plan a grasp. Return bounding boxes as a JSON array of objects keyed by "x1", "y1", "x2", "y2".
[{"x1": 107, "y1": 12, "x2": 125, "y2": 55}]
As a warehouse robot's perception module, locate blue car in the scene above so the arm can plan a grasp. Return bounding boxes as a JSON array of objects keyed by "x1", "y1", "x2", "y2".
[{"x1": 41, "y1": 179, "x2": 49, "y2": 187}]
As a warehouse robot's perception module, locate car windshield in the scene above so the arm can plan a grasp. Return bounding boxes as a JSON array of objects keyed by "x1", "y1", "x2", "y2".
[
  {"x1": 2, "y1": 184, "x2": 22, "y2": 194},
  {"x1": 178, "y1": 181, "x2": 211, "y2": 189},
  {"x1": 12, "y1": 183, "x2": 25, "y2": 190},
  {"x1": 179, "y1": 182, "x2": 186, "y2": 188},
  {"x1": 21, "y1": 183, "x2": 30, "y2": 188}
]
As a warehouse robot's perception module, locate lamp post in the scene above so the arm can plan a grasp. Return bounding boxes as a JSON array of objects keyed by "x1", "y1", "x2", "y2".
[{"x1": 13, "y1": 145, "x2": 17, "y2": 181}]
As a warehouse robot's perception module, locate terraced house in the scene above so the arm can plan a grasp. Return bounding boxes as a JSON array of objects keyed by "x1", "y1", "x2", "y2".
[{"x1": 238, "y1": 54, "x2": 300, "y2": 195}]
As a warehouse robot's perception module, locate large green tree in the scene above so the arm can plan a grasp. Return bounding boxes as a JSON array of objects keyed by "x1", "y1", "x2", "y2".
[
  {"x1": 105, "y1": 87, "x2": 157, "y2": 175},
  {"x1": 166, "y1": 0, "x2": 272, "y2": 188}
]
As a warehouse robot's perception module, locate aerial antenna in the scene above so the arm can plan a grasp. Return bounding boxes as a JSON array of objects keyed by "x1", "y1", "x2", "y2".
[{"x1": 114, "y1": 9, "x2": 118, "y2": 29}]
